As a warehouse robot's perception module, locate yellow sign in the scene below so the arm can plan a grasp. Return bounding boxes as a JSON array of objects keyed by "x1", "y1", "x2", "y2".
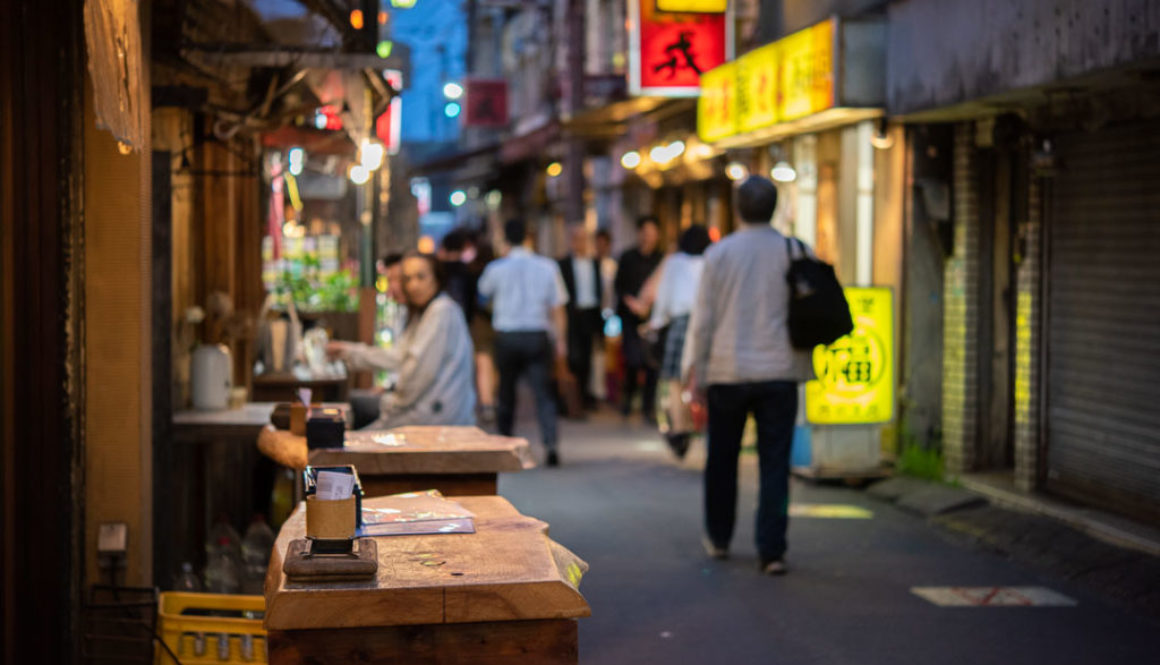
[
  {"x1": 736, "y1": 41, "x2": 779, "y2": 133},
  {"x1": 806, "y1": 287, "x2": 894, "y2": 425},
  {"x1": 656, "y1": 0, "x2": 727, "y2": 11},
  {"x1": 698, "y1": 17, "x2": 838, "y2": 143},
  {"x1": 779, "y1": 17, "x2": 835, "y2": 121},
  {"x1": 696, "y1": 62, "x2": 738, "y2": 143}
]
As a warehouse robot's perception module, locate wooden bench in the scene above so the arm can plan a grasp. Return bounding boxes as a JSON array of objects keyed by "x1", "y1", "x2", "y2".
[{"x1": 264, "y1": 495, "x2": 589, "y2": 665}]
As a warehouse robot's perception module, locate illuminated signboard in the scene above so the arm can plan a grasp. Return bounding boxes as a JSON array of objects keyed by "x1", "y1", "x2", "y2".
[
  {"x1": 655, "y1": 0, "x2": 727, "y2": 11},
  {"x1": 696, "y1": 62, "x2": 737, "y2": 142},
  {"x1": 805, "y1": 287, "x2": 894, "y2": 425},
  {"x1": 697, "y1": 17, "x2": 839, "y2": 141},
  {"x1": 778, "y1": 17, "x2": 835, "y2": 121},
  {"x1": 629, "y1": 0, "x2": 731, "y2": 97},
  {"x1": 736, "y1": 40, "x2": 778, "y2": 133}
]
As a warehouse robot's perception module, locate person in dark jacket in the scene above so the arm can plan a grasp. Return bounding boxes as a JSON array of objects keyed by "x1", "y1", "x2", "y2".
[
  {"x1": 558, "y1": 225, "x2": 604, "y2": 409},
  {"x1": 614, "y1": 215, "x2": 663, "y2": 422}
]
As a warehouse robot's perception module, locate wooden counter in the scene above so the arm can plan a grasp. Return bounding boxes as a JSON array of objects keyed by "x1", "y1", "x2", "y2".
[
  {"x1": 308, "y1": 426, "x2": 536, "y2": 497},
  {"x1": 265, "y1": 495, "x2": 589, "y2": 664}
]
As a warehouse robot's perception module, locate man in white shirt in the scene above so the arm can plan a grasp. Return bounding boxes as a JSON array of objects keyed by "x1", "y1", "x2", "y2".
[
  {"x1": 557, "y1": 226, "x2": 603, "y2": 410},
  {"x1": 683, "y1": 176, "x2": 814, "y2": 576},
  {"x1": 478, "y1": 219, "x2": 569, "y2": 466}
]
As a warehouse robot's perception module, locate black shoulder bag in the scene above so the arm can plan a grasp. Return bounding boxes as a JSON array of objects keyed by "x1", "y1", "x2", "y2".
[{"x1": 784, "y1": 238, "x2": 853, "y2": 349}]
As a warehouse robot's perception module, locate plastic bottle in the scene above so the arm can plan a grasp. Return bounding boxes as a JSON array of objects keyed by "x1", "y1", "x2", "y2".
[
  {"x1": 240, "y1": 515, "x2": 276, "y2": 594},
  {"x1": 175, "y1": 562, "x2": 202, "y2": 591},
  {"x1": 203, "y1": 536, "x2": 241, "y2": 594}
]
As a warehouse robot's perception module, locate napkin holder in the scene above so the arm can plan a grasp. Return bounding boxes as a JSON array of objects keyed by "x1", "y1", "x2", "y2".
[{"x1": 303, "y1": 465, "x2": 364, "y2": 555}]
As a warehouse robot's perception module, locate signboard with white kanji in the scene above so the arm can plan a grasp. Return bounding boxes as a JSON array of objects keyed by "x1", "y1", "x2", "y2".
[{"x1": 805, "y1": 287, "x2": 894, "y2": 425}]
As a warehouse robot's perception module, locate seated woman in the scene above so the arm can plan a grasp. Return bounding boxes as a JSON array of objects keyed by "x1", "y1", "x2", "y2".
[{"x1": 328, "y1": 252, "x2": 476, "y2": 428}]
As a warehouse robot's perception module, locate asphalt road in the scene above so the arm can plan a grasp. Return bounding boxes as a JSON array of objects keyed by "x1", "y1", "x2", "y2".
[{"x1": 496, "y1": 411, "x2": 1160, "y2": 665}]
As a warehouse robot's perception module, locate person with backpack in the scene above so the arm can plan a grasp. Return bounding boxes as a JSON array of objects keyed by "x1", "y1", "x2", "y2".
[{"x1": 682, "y1": 175, "x2": 849, "y2": 576}]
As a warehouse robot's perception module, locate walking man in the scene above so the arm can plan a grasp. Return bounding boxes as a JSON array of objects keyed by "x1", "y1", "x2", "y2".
[
  {"x1": 615, "y1": 216, "x2": 663, "y2": 422},
  {"x1": 683, "y1": 176, "x2": 814, "y2": 575},
  {"x1": 558, "y1": 226, "x2": 603, "y2": 410},
  {"x1": 478, "y1": 219, "x2": 569, "y2": 466}
]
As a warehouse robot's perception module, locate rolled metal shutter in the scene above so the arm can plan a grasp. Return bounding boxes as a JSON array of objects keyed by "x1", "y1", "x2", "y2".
[{"x1": 1046, "y1": 122, "x2": 1160, "y2": 521}]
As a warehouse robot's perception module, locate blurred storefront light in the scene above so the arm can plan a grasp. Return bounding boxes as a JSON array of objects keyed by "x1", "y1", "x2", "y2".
[
  {"x1": 450, "y1": 190, "x2": 467, "y2": 207},
  {"x1": 620, "y1": 150, "x2": 641, "y2": 169},
  {"x1": 546, "y1": 162, "x2": 563, "y2": 177},
  {"x1": 349, "y1": 164, "x2": 371, "y2": 185},
  {"x1": 726, "y1": 162, "x2": 748, "y2": 180},
  {"x1": 771, "y1": 160, "x2": 797, "y2": 182}
]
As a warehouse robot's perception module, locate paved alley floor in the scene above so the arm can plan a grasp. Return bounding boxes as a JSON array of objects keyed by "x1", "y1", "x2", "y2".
[{"x1": 494, "y1": 409, "x2": 1160, "y2": 665}]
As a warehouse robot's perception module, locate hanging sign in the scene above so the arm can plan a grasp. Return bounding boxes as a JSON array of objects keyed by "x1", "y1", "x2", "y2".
[
  {"x1": 463, "y1": 78, "x2": 509, "y2": 128},
  {"x1": 376, "y1": 70, "x2": 403, "y2": 155},
  {"x1": 806, "y1": 287, "x2": 894, "y2": 425},
  {"x1": 629, "y1": 0, "x2": 732, "y2": 97}
]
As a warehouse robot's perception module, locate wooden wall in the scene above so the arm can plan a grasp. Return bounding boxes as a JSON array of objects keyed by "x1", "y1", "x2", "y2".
[{"x1": 83, "y1": 75, "x2": 155, "y2": 587}]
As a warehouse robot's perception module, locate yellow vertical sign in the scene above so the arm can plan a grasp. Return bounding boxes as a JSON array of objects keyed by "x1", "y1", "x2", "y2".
[
  {"x1": 697, "y1": 62, "x2": 738, "y2": 143},
  {"x1": 778, "y1": 17, "x2": 835, "y2": 122},
  {"x1": 806, "y1": 287, "x2": 894, "y2": 425},
  {"x1": 736, "y1": 41, "x2": 780, "y2": 134}
]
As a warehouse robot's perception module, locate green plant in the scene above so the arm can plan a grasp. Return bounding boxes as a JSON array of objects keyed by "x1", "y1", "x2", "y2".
[{"x1": 897, "y1": 443, "x2": 945, "y2": 482}]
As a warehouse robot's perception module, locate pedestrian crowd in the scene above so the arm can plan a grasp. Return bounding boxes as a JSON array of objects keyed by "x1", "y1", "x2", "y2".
[{"x1": 329, "y1": 175, "x2": 834, "y2": 575}]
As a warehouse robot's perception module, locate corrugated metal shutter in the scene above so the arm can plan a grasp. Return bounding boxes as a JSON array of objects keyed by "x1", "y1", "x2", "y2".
[{"x1": 1046, "y1": 122, "x2": 1160, "y2": 521}]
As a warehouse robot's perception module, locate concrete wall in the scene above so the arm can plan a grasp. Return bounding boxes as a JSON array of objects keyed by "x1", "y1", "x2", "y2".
[
  {"x1": 755, "y1": 0, "x2": 889, "y2": 45},
  {"x1": 888, "y1": 0, "x2": 1160, "y2": 115}
]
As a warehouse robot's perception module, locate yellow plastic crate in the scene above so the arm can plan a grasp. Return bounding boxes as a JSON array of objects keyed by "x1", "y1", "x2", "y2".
[{"x1": 156, "y1": 592, "x2": 267, "y2": 664}]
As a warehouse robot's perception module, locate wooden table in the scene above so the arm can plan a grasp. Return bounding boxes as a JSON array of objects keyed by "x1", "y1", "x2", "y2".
[
  {"x1": 265, "y1": 495, "x2": 589, "y2": 665},
  {"x1": 308, "y1": 426, "x2": 536, "y2": 497}
]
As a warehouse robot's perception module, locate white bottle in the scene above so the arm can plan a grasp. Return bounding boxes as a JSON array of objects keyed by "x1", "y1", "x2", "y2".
[{"x1": 191, "y1": 343, "x2": 232, "y2": 410}]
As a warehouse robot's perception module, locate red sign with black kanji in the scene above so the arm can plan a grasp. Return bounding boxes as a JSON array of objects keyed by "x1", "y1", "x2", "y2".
[
  {"x1": 634, "y1": 0, "x2": 728, "y2": 95},
  {"x1": 464, "y1": 78, "x2": 508, "y2": 128}
]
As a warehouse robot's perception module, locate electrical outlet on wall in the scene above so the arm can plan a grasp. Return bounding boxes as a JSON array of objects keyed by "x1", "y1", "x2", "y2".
[{"x1": 97, "y1": 522, "x2": 128, "y2": 555}]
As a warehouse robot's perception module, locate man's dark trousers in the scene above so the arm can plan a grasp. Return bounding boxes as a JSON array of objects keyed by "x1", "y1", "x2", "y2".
[
  {"x1": 704, "y1": 380, "x2": 798, "y2": 561},
  {"x1": 566, "y1": 307, "x2": 602, "y2": 406},
  {"x1": 495, "y1": 331, "x2": 558, "y2": 452}
]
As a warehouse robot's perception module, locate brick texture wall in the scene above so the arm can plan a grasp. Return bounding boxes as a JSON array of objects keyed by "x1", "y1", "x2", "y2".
[
  {"x1": 1012, "y1": 177, "x2": 1042, "y2": 491},
  {"x1": 942, "y1": 123, "x2": 980, "y2": 475}
]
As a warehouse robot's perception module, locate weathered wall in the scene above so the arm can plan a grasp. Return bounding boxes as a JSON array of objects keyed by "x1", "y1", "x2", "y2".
[
  {"x1": 754, "y1": 0, "x2": 889, "y2": 46},
  {"x1": 888, "y1": 0, "x2": 1160, "y2": 115}
]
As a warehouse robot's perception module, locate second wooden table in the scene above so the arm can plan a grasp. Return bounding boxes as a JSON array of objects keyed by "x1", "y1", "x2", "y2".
[{"x1": 308, "y1": 425, "x2": 535, "y2": 497}]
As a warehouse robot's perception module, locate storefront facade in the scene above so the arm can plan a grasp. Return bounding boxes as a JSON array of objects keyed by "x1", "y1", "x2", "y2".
[
  {"x1": 697, "y1": 16, "x2": 904, "y2": 475},
  {"x1": 889, "y1": 0, "x2": 1160, "y2": 522}
]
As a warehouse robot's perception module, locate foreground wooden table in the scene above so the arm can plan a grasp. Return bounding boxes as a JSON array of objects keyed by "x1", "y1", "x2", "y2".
[
  {"x1": 308, "y1": 426, "x2": 536, "y2": 496},
  {"x1": 265, "y1": 495, "x2": 589, "y2": 665}
]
